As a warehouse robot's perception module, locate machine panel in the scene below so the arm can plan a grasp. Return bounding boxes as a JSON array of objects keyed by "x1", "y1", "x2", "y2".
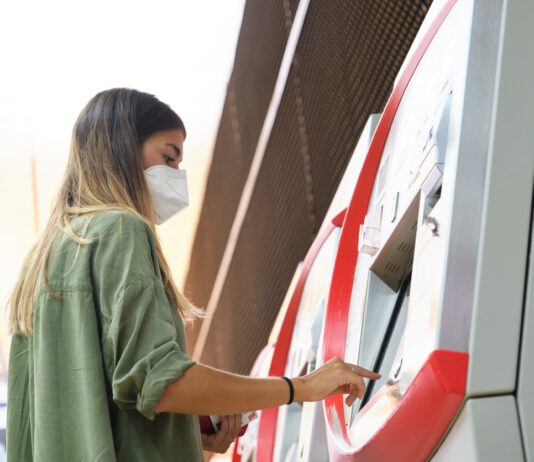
[
  {"x1": 433, "y1": 396, "x2": 524, "y2": 461},
  {"x1": 233, "y1": 0, "x2": 534, "y2": 460}
]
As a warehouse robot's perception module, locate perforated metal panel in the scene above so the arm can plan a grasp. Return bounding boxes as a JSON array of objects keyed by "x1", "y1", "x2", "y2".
[{"x1": 184, "y1": 0, "x2": 299, "y2": 349}]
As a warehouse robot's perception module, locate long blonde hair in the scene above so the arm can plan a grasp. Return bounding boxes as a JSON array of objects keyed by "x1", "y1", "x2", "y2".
[{"x1": 6, "y1": 88, "x2": 204, "y2": 336}]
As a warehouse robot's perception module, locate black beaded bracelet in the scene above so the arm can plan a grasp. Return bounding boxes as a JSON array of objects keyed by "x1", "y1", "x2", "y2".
[{"x1": 281, "y1": 376, "x2": 294, "y2": 405}]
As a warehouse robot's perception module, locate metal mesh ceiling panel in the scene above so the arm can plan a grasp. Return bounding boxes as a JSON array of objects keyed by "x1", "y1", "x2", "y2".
[
  {"x1": 184, "y1": 0, "x2": 300, "y2": 348},
  {"x1": 186, "y1": 0, "x2": 432, "y2": 373}
]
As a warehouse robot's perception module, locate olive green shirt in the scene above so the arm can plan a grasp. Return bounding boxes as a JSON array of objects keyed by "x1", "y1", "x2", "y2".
[{"x1": 7, "y1": 211, "x2": 203, "y2": 461}]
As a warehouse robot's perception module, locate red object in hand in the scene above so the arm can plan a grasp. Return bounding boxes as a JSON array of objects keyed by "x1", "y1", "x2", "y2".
[{"x1": 199, "y1": 415, "x2": 216, "y2": 434}]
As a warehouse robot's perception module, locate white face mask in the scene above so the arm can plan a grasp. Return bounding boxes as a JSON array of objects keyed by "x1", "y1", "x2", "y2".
[{"x1": 144, "y1": 165, "x2": 189, "y2": 225}]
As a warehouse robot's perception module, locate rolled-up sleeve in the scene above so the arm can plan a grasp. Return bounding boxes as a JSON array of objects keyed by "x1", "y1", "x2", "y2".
[
  {"x1": 92, "y1": 212, "x2": 195, "y2": 421},
  {"x1": 108, "y1": 278, "x2": 195, "y2": 420}
]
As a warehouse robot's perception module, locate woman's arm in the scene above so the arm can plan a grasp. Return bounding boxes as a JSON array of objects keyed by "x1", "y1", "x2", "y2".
[
  {"x1": 155, "y1": 363, "x2": 296, "y2": 415},
  {"x1": 154, "y1": 356, "x2": 380, "y2": 415}
]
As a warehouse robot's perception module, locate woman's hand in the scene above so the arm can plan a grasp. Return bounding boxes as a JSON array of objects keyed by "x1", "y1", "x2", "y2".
[
  {"x1": 201, "y1": 414, "x2": 242, "y2": 454},
  {"x1": 294, "y1": 357, "x2": 381, "y2": 407}
]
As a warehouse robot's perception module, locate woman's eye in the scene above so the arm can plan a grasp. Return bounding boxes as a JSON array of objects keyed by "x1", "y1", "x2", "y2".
[{"x1": 164, "y1": 155, "x2": 174, "y2": 165}]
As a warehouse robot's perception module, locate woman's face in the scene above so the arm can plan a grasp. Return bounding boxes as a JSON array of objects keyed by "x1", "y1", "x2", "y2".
[{"x1": 140, "y1": 128, "x2": 184, "y2": 170}]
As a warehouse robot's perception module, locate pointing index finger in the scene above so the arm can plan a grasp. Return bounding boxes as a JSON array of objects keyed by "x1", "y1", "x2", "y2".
[{"x1": 349, "y1": 364, "x2": 381, "y2": 380}]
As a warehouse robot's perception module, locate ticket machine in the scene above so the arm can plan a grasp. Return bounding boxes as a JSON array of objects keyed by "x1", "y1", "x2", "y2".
[{"x1": 234, "y1": 0, "x2": 534, "y2": 460}]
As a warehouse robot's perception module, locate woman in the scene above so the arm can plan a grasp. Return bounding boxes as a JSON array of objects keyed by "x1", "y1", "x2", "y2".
[{"x1": 5, "y1": 88, "x2": 379, "y2": 461}]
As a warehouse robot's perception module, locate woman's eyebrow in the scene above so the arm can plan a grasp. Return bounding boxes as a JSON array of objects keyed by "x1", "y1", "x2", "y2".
[{"x1": 165, "y1": 143, "x2": 181, "y2": 158}]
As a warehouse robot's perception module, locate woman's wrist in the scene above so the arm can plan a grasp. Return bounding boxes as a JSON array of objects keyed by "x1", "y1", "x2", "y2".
[{"x1": 291, "y1": 376, "x2": 306, "y2": 402}]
